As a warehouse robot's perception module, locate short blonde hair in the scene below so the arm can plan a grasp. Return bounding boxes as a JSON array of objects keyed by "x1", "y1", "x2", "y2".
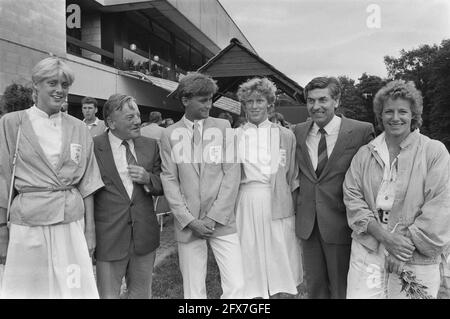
[
  {"x1": 236, "y1": 77, "x2": 277, "y2": 105},
  {"x1": 31, "y1": 56, "x2": 75, "y2": 86},
  {"x1": 373, "y1": 80, "x2": 423, "y2": 131}
]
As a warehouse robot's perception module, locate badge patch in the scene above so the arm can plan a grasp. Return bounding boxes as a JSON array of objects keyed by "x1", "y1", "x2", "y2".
[
  {"x1": 279, "y1": 148, "x2": 287, "y2": 167},
  {"x1": 209, "y1": 145, "x2": 222, "y2": 164},
  {"x1": 70, "y1": 143, "x2": 82, "y2": 164}
]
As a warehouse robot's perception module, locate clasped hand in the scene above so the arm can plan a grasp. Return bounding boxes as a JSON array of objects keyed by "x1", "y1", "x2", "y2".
[
  {"x1": 127, "y1": 165, "x2": 150, "y2": 185},
  {"x1": 383, "y1": 232, "x2": 415, "y2": 275},
  {"x1": 188, "y1": 217, "x2": 216, "y2": 239}
]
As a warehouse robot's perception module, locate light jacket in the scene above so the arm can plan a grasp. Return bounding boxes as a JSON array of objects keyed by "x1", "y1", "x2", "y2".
[
  {"x1": 343, "y1": 130, "x2": 450, "y2": 265},
  {"x1": 0, "y1": 110, "x2": 104, "y2": 226}
]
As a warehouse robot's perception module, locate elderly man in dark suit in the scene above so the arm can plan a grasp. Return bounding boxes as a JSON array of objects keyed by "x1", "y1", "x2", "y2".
[
  {"x1": 294, "y1": 77, "x2": 375, "y2": 299},
  {"x1": 93, "y1": 94, "x2": 163, "y2": 299}
]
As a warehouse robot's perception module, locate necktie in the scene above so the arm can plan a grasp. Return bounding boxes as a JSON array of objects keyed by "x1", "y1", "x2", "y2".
[
  {"x1": 315, "y1": 127, "x2": 328, "y2": 177},
  {"x1": 193, "y1": 122, "x2": 202, "y2": 168},
  {"x1": 122, "y1": 140, "x2": 138, "y2": 166}
]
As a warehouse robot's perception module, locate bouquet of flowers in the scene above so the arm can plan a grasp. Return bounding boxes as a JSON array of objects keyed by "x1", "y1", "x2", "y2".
[
  {"x1": 399, "y1": 269, "x2": 433, "y2": 299},
  {"x1": 389, "y1": 223, "x2": 433, "y2": 299}
]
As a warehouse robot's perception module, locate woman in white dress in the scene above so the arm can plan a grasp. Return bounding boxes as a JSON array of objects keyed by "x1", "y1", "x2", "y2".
[
  {"x1": 235, "y1": 77, "x2": 303, "y2": 298},
  {"x1": 0, "y1": 57, "x2": 103, "y2": 298}
]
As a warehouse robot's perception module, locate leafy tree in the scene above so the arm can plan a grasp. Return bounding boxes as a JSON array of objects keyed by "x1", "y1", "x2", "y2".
[
  {"x1": 337, "y1": 75, "x2": 364, "y2": 120},
  {"x1": 428, "y1": 40, "x2": 450, "y2": 148},
  {"x1": 355, "y1": 73, "x2": 386, "y2": 126},
  {"x1": 0, "y1": 83, "x2": 33, "y2": 115}
]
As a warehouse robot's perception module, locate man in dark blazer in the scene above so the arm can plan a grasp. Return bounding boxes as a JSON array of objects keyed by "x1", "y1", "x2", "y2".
[
  {"x1": 294, "y1": 77, "x2": 375, "y2": 299},
  {"x1": 93, "y1": 94, "x2": 163, "y2": 299}
]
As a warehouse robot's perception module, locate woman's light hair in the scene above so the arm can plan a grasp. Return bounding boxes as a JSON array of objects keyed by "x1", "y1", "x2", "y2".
[
  {"x1": 373, "y1": 80, "x2": 423, "y2": 131},
  {"x1": 236, "y1": 77, "x2": 277, "y2": 105},
  {"x1": 31, "y1": 57, "x2": 75, "y2": 103},
  {"x1": 31, "y1": 56, "x2": 75, "y2": 86}
]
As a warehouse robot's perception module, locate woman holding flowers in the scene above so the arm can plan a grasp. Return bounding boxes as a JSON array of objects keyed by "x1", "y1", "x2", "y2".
[{"x1": 343, "y1": 80, "x2": 450, "y2": 298}]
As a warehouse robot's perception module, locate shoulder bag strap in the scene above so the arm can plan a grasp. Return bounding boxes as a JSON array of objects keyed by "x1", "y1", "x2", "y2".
[{"x1": 6, "y1": 116, "x2": 22, "y2": 226}]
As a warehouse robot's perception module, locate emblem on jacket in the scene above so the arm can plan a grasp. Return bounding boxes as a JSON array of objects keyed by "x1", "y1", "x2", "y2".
[
  {"x1": 70, "y1": 143, "x2": 82, "y2": 164},
  {"x1": 279, "y1": 149, "x2": 287, "y2": 167}
]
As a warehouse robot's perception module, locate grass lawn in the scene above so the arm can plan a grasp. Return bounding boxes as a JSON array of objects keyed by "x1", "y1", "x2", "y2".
[{"x1": 152, "y1": 245, "x2": 307, "y2": 299}]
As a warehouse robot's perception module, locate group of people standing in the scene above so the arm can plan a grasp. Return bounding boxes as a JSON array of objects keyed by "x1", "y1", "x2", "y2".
[{"x1": 0, "y1": 56, "x2": 449, "y2": 299}]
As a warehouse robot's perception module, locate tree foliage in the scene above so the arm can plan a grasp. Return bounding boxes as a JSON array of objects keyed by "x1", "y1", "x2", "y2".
[
  {"x1": 0, "y1": 83, "x2": 33, "y2": 115},
  {"x1": 338, "y1": 39, "x2": 450, "y2": 150},
  {"x1": 337, "y1": 74, "x2": 385, "y2": 130}
]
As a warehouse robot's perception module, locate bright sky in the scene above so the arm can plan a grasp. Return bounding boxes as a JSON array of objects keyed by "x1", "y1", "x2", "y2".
[{"x1": 219, "y1": 0, "x2": 450, "y2": 87}]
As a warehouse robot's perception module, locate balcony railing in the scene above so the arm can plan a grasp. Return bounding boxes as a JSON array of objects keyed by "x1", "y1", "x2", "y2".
[{"x1": 67, "y1": 36, "x2": 114, "y2": 66}]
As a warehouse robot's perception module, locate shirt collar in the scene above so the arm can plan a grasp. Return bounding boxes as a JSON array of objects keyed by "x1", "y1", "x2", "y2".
[
  {"x1": 370, "y1": 132, "x2": 390, "y2": 166},
  {"x1": 243, "y1": 118, "x2": 272, "y2": 129},
  {"x1": 29, "y1": 105, "x2": 61, "y2": 120},
  {"x1": 183, "y1": 115, "x2": 204, "y2": 131},
  {"x1": 84, "y1": 117, "x2": 100, "y2": 126},
  {"x1": 371, "y1": 129, "x2": 420, "y2": 151},
  {"x1": 108, "y1": 130, "x2": 134, "y2": 149},
  {"x1": 400, "y1": 129, "x2": 420, "y2": 148},
  {"x1": 310, "y1": 115, "x2": 341, "y2": 135}
]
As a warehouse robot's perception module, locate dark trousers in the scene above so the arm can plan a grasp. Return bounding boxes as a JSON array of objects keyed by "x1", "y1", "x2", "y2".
[
  {"x1": 96, "y1": 243, "x2": 156, "y2": 299},
  {"x1": 301, "y1": 219, "x2": 351, "y2": 299}
]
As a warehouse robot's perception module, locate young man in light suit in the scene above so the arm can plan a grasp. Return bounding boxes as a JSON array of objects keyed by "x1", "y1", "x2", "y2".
[
  {"x1": 160, "y1": 73, "x2": 244, "y2": 299},
  {"x1": 294, "y1": 77, "x2": 375, "y2": 299}
]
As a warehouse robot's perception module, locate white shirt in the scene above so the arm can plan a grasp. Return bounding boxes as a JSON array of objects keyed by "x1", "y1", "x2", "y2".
[
  {"x1": 372, "y1": 133, "x2": 398, "y2": 212},
  {"x1": 108, "y1": 131, "x2": 137, "y2": 199},
  {"x1": 83, "y1": 117, "x2": 101, "y2": 130},
  {"x1": 27, "y1": 105, "x2": 62, "y2": 169},
  {"x1": 306, "y1": 115, "x2": 342, "y2": 170},
  {"x1": 239, "y1": 119, "x2": 272, "y2": 184},
  {"x1": 182, "y1": 116, "x2": 204, "y2": 139}
]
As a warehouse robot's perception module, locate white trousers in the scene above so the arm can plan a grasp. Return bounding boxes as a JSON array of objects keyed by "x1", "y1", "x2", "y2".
[
  {"x1": 177, "y1": 233, "x2": 245, "y2": 299},
  {"x1": 347, "y1": 240, "x2": 440, "y2": 299}
]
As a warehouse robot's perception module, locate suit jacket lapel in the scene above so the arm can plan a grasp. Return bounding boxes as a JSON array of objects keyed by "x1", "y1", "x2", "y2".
[
  {"x1": 297, "y1": 121, "x2": 317, "y2": 181},
  {"x1": 270, "y1": 122, "x2": 281, "y2": 190},
  {"x1": 131, "y1": 137, "x2": 146, "y2": 201},
  {"x1": 171, "y1": 120, "x2": 199, "y2": 176},
  {"x1": 319, "y1": 116, "x2": 352, "y2": 180},
  {"x1": 96, "y1": 132, "x2": 130, "y2": 200},
  {"x1": 199, "y1": 117, "x2": 214, "y2": 177}
]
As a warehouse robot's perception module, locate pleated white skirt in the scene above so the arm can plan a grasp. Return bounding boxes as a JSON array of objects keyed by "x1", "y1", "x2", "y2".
[
  {"x1": 236, "y1": 183, "x2": 303, "y2": 299},
  {"x1": 1, "y1": 220, "x2": 98, "y2": 299}
]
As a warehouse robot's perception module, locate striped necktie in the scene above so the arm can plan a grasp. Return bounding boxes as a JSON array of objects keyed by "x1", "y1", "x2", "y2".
[
  {"x1": 315, "y1": 127, "x2": 328, "y2": 177},
  {"x1": 122, "y1": 140, "x2": 138, "y2": 166},
  {"x1": 122, "y1": 140, "x2": 137, "y2": 198},
  {"x1": 193, "y1": 122, "x2": 202, "y2": 167}
]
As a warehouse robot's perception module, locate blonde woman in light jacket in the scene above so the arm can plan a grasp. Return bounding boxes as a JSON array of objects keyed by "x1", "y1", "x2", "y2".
[
  {"x1": 343, "y1": 80, "x2": 450, "y2": 299},
  {"x1": 235, "y1": 77, "x2": 303, "y2": 299}
]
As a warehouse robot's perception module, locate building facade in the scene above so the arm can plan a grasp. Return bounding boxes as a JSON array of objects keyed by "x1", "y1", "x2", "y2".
[{"x1": 0, "y1": 0, "x2": 254, "y2": 120}]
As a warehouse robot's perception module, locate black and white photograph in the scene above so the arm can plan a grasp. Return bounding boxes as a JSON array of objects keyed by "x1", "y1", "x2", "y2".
[{"x1": 0, "y1": 0, "x2": 449, "y2": 309}]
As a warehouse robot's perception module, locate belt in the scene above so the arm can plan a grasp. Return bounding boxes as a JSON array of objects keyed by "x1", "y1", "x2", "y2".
[
  {"x1": 377, "y1": 209, "x2": 390, "y2": 224},
  {"x1": 18, "y1": 185, "x2": 76, "y2": 194}
]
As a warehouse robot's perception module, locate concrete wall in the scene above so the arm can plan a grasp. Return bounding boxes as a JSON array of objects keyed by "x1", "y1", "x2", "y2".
[
  {"x1": 167, "y1": 0, "x2": 253, "y2": 51},
  {"x1": 0, "y1": 0, "x2": 66, "y2": 92}
]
